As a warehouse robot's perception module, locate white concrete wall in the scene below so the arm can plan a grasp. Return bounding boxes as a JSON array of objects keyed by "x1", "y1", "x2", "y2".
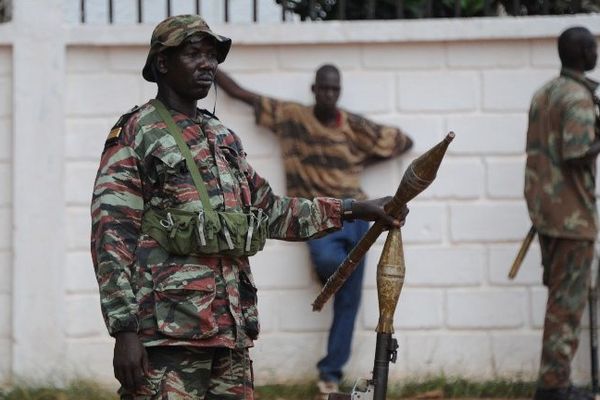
[{"x1": 2, "y1": 1, "x2": 600, "y2": 388}]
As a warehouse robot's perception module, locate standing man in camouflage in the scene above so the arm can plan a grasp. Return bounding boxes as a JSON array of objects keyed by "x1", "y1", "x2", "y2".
[
  {"x1": 91, "y1": 15, "x2": 406, "y2": 400},
  {"x1": 215, "y1": 66, "x2": 412, "y2": 397},
  {"x1": 525, "y1": 26, "x2": 599, "y2": 400}
]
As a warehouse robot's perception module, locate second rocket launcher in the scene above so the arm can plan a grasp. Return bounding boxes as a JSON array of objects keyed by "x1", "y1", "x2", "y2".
[{"x1": 312, "y1": 131, "x2": 455, "y2": 312}]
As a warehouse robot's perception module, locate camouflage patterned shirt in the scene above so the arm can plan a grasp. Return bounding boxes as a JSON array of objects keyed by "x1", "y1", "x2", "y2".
[
  {"x1": 525, "y1": 68, "x2": 600, "y2": 240},
  {"x1": 254, "y1": 96, "x2": 411, "y2": 200},
  {"x1": 91, "y1": 101, "x2": 342, "y2": 349}
]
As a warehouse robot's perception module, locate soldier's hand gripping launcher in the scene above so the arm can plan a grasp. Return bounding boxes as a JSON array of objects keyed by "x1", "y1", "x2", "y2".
[{"x1": 312, "y1": 132, "x2": 455, "y2": 312}]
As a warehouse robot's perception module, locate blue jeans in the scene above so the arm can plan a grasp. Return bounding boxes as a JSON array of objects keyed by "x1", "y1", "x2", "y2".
[{"x1": 308, "y1": 219, "x2": 369, "y2": 383}]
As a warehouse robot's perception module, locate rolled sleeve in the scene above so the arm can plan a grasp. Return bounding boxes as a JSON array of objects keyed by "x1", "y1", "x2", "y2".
[{"x1": 347, "y1": 113, "x2": 411, "y2": 162}]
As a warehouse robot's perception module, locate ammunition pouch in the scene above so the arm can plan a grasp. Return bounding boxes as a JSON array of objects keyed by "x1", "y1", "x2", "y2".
[
  {"x1": 142, "y1": 207, "x2": 268, "y2": 257},
  {"x1": 146, "y1": 100, "x2": 268, "y2": 257}
]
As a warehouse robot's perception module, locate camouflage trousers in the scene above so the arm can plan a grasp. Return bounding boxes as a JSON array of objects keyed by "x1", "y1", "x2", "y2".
[
  {"x1": 119, "y1": 346, "x2": 254, "y2": 400},
  {"x1": 538, "y1": 234, "x2": 594, "y2": 389}
]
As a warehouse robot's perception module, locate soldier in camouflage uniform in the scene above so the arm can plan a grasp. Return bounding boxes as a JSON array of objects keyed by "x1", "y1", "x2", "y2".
[
  {"x1": 524, "y1": 26, "x2": 599, "y2": 400},
  {"x1": 91, "y1": 15, "x2": 406, "y2": 400},
  {"x1": 214, "y1": 64, "x2": 412, "y2": 399}
]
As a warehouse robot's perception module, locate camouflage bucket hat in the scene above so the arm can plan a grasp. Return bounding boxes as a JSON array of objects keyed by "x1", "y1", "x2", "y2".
[{"x1": 142, "y1": 14, "x2": 231, "y2": 82}]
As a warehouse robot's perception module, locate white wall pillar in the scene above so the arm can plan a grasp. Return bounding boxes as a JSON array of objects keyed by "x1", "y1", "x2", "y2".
[{"x1": 12, "y1": 0, "x2": 66, "y2": 381}]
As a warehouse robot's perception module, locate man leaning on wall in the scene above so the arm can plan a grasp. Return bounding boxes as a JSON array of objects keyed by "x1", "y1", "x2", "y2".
[{"x1": 524, "y1": 26, "x2": 599, "y2": 400}]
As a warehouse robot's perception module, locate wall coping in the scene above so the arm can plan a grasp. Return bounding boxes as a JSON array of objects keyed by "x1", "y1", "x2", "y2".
[{"x1": 59, "y1": 13, "x2": 600, "y2": 46}]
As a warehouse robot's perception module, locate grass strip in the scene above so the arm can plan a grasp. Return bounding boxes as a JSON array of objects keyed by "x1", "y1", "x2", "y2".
[
  {"x1": 394, "y1": 376, "x2": 536, "y2": 398},
  {"x1": 0, "y1": 380, "x2": 117, "y2": 400},
  {"x1": 256, "y1": 377, "x2": 536, "y2": 399},
  {"x1": 0, "y1": 377, "x2": 537, "y2": 399}
]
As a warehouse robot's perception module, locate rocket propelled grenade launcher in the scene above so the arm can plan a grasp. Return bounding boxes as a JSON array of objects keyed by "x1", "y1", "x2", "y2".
[
  {"x1": 372, "y1": 228, "x2": 405, "y2": 400},
  {"x1": 312, "y1": 131, "x2": 455, "y2": 311},
  {"x1": 376, "y1": 228, "x2": 405, "y2": 334}
]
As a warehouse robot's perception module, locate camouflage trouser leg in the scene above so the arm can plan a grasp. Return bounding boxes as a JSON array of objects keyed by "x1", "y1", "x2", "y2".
[
  {"x1": 119, "y1": 346, "x2": 254, "y2": 400},
  {"x1": 538, "y1": 234, "x2": 594, "y2": 389}
]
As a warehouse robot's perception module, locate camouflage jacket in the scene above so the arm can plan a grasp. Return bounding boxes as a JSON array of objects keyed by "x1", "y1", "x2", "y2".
[
  {"x1": 91, "y1": 101, "x2": 342, "y2": 349},
  {"x1": 524, "y1": 68, "x2": 600, "y2": 240}
]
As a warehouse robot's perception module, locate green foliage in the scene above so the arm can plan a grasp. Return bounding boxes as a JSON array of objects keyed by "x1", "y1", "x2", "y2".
[
  {"x1": 276, "y1": 0, "x2": 600, "y2": 19},
  {"x1": 501, "y1": 0, "x2": 600, "y2": 15}
]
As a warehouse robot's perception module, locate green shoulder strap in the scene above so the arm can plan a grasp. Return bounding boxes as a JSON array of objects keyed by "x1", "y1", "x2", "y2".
[{"x1": 151, "y1": 99, "x2": 214, "y2": 212}]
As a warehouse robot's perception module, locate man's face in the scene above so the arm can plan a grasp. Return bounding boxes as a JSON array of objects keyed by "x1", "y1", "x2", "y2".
[
  {"x1": 158, "y1": 35, "x2": 219, "y2": 101},
  {"x1": 583, "y1": 35, "x2": 598, "y2": 71},
  {"x1": 312, "y1": 70, "x2": 341, "y2": 111}
]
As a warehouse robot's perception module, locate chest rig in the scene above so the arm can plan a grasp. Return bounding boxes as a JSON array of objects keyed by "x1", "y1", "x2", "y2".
[{"x1": 141, "y1": 100, "x2": 268, "y2": 257}]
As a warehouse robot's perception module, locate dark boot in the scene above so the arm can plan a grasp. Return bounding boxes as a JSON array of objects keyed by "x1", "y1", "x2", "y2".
[
  {"x1": 534, "y1": 387, "x2": 570, "y2": 400},
  {"x1": 533, "y1": 386, "x2": 594, "y2": 400},
  {"x1": 567, "y1": 385, "x2": 594, "y2": 400}
]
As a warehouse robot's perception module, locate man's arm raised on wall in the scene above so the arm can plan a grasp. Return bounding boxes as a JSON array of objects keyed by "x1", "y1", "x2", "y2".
[
  {"x1": 363, "y1": 135, "x2": 413, "y2": 167},
  {"x1": 215, "y1": 69, "x2": 260, "y2": 107}
]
